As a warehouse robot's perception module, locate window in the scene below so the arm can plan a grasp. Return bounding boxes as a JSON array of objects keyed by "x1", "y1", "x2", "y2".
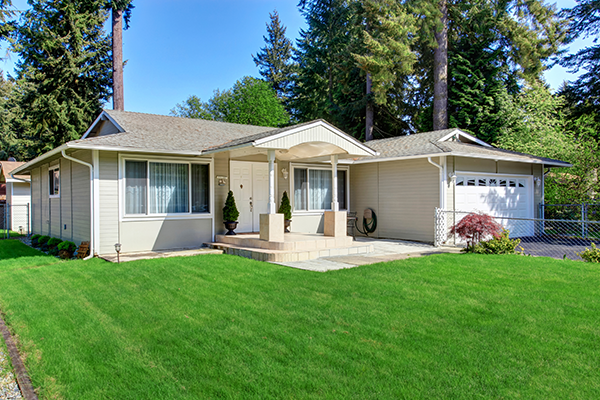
[
  {"x1": 293, "y1": 167, "x2": 347, "y2": 211},
  {"x1": 49, "y1": 166, "x2": 60, "y2": 197},
  {"x1": 124, "y1": 160, "x2": 210, "y2": 215}
]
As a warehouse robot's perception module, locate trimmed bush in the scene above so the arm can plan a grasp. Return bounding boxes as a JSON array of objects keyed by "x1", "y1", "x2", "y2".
[
  {"x1": 278, "y1": 191, "x2": 292, "y2": 220},
  {"x1": 578, "y1": 243, "x2": 600, "y2": 263},
  {"x1": 48, "y1": 237, "x2": 63, "y2": 256},
  {"x1": 58, "y1": 241, "x2": 77, "y2": 259},
  {"x1": 223, "y1": 190, "x2": 239, "y2": 222},
  {"x1": 472, "y1": 229, "x2": 523, "y2": 255},
  {"x1": 31, "y1": 234, "x2": 41, "y2": 247},
  {"x1": 450, "y1": 213, "x2": 502, "y2": 252}
]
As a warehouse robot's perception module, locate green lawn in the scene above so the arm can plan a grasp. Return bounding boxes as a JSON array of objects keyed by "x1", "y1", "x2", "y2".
[{"x1": 0, "y1": 240, "x2": 599, "y2": 399}]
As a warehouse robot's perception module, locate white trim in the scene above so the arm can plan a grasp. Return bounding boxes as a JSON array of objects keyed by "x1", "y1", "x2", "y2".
[
  {"x1": 80, "y1": 111, "x2": 125, "y2": 139},
  {"x1": 118, "y1": 154, "x2": 214, "y2": 222},
  {"x1": 438, "y1": 129, "x2": 493, "y2": 148},
  {"x1": 289, "y1": 162, "x2": 350, "y2": 213},
  {"x1": 253, "y1": 120, "x2": 378, "y2": 156}
]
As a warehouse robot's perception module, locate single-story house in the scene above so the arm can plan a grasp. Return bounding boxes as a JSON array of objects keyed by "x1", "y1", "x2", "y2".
[
  {"x1": 12, "y1": 110, "x2": 570, "y2": 256},
  {"x1": 0, "y1": 160, "x2": 31, "y2": 233}
]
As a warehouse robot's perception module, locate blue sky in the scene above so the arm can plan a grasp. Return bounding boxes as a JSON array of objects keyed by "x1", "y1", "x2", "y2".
[{"x1": 1, "y1": 0, "x2": 594, "y2": 116}]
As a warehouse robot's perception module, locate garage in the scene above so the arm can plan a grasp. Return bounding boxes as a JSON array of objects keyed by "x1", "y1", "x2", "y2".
[{"x1": 454, "y1": 173, "x2": 534, "y2": 236}]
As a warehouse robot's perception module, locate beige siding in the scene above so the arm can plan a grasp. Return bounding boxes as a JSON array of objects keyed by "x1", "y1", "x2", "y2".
[
  {"x1": 214, "y1": 153, "x2": 229, "y2": 235},
  {"x1": 71, "y1": 151, "x2": 91, "y2": 245},
  {"x1": 455, "y1": 157, "x2": 496, "y2": 173},
  {"x1": 98, "y1": 152, "x2": 119, "y2": 254},
  {"x1": 120, "y1": 219, "x2": 212, "y2": 253},
  {"x1": 30, "y1": 168, "x2": 41, "y2": 234},
  {"x1": 350, "y1": 159, "x2": 439, "y2": 242},
  {"x1": 61, "y1": 160, "x2": 72, "y2": 241},
  {"x1": 41, "y1": 163, "x2": 49, "y2": 235}
]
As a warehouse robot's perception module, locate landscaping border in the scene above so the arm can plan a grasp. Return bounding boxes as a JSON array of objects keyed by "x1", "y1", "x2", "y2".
[{"x1": 0, "y1": 312, "x2": 38, "y2": 400}]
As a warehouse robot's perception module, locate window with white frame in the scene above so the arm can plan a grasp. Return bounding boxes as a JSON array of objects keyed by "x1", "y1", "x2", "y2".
[
  {"x1": 125, "y1": 160, "x2": 210, "y2": 215},
  {"x1": 293, "y1": 167, "x2": 347, "y2": 211},
  {"x1": 48, "y1": 166, "x2": 60, "y2": 197}
]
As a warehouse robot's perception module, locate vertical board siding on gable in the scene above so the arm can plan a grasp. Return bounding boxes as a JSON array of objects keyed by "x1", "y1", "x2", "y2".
[
  {"x1": 70, "y1": 151, "x2": 91, "y2": 245},
  {"x1": 30, "y1": 168, "x2": 41, "y2": 234},
  {"x1": 214, "y1": 153, "x2": 229, "y2": 235},
  {"x1": 377, "y1": 159, "x2": 438, "y2": 242},
  {"x1": 99, "y1": 152, "x2": 119, "y2": 254},
  {"x1": 61, "y1": 159, "x2": 72, "y2": 241}
]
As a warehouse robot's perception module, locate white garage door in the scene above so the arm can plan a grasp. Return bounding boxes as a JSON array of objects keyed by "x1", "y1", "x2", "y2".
[{"x1": 455, "y1": 174, "x2": 534, "y2": 237}]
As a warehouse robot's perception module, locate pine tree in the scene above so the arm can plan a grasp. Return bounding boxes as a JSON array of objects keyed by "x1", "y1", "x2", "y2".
[
  {"x1": 253, "y1": 10, "x2": 295, "y2": 100},
  {"x1": 13, "y1": 0, "x2": 112, "y2": 158}
]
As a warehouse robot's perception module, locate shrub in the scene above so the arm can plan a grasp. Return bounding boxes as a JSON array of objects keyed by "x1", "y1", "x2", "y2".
[
  {"x1": 278, "y1": 191, "x2": 292, "y2": 220},
  {"x1": 223, "y1": 190, "x2": 240, "y2": 222},
  {"x1": 450, "y1": 213, "x2": 503, "y2": 252},
  {"x1": 578, "y1": 243, "x2": 600, "y2": 263},
  {"x1": 31, "y1": 234, "x2": 41, "y2": 247},
  {"x1": 472, "y1": 229, "x2": 523, "y2": 255}
]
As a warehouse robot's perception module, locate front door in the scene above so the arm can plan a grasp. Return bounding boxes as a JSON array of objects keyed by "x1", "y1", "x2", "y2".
[{"x1": 230, "y1": 161, "x2": 273, "y2": 233}]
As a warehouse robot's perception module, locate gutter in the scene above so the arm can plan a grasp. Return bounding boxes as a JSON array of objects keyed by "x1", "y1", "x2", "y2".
[{"x1": 61, "y1": 150, "x2": 94, "y2": 260}]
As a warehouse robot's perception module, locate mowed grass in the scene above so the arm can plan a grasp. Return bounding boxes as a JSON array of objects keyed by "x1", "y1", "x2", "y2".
[{"x1": 0, "y1": 240, "x2": 599, "y2": 399}]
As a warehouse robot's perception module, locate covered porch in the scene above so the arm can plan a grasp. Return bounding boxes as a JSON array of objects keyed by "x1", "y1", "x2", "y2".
[{"x1": 207, "y1": 120, "x2": 378, "y2": 247}]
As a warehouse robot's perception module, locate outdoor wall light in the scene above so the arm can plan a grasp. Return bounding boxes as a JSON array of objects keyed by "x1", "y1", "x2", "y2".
[
  {"x1": 114, "y1": 243, "x2": 122, "y2": 264},
  {"x1": 281, "y1": 168, "x2": 289, "y2": 180}
]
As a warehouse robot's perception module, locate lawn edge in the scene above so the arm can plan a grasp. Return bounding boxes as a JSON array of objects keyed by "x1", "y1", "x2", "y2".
[{"x1": 0, "y1": 311, "x2": 38, "y2": 400}]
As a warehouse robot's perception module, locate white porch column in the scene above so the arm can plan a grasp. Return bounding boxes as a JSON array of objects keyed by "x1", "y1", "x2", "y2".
[
  {"x1": 268, "y1": 149, "x2": 276, "y2": 214},
  {"x1": 331, "y1": 154, "x2": 339, "y2": 211}
]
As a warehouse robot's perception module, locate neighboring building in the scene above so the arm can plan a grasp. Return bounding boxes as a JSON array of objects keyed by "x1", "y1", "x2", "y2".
[
  {"x1": 12, "y1": 110, "x2": 570, "y2": 256},
  {"x1": 0, "y1": 160, "x2": 32, "y2": 233}
]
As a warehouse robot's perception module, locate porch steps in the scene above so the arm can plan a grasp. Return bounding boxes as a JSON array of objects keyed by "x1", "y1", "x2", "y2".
[{"x1": 205, "y1": 241, "x2": 374, "y2": 263}]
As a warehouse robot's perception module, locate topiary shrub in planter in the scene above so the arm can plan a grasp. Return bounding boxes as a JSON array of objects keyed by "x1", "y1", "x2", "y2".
[
  {"x1": 223, "y1": 190, "x2": 240, "y2": 235},
  {"x1": 38, "y1": 235, "x2": 51, "y2": 251},
  {"x1": 57, "y1": 241, "x2": 77, "y2": 259},
  {"x1": 472, "y1": 229, "x2": 523, "y2": 255},
  {"x1": 48, "y1": 237, "x2": 63, "y2": 256},
  {"x1": 450, "y1": 212, "x2": 502, "y2": 252},
  {"x1": 578, "y1": 243, "x2": 600, "y2": 262},
  {"x1": 278, "y1": 191, "x2": 292, "y2": 233},
  {"x1": 31, "y1": 234, "x2": 41, "y2": 247}
]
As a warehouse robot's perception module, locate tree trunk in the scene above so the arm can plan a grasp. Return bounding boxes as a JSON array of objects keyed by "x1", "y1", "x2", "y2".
[
  {"x1": 433, "y1": 0, "x2": 448, "y2": 131},
  {"x1": 365, "y1": 72, "x2": 374, "y2": 141},
  {"x1": 112, "y1": 8, "x2": 124, "y2": 111}
]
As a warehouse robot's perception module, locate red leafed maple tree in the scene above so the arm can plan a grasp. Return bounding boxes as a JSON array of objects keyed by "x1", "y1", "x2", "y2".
[{"x1": 450, "y1": 213, "x2": 503, "y2": 251}]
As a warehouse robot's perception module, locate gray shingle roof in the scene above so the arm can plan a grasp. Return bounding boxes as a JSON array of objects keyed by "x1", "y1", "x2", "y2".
[
  {"x1": 360, "y1": 128, "x2": 570, "y2": 167},
  {"x1": 71, "y1": 110, "x2": 275, "y2": 153}
]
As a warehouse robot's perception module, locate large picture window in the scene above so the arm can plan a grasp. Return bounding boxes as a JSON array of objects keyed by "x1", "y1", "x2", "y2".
[
  {"x1": 124, "y1": 160, "x2": 210, "y2": 216},
  {"x1": 48, "y1": 166, "x2": 60, "y2": 197},
  {"x1": 293, "y1": 167, "x2": 347, "y2": 211}
]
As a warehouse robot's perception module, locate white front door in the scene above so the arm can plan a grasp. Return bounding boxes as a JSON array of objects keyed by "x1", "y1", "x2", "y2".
[{"x1": 230, "y1": 161, "x2": 273, "y2": 233}]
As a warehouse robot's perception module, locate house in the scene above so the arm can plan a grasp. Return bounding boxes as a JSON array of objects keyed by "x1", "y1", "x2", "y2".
[
  {"x1": 11, "y1": 110, "x2": 570, "y2": 257},
  {"x1": 0, "y1": 160, "x2": 32, "y2": 233}
]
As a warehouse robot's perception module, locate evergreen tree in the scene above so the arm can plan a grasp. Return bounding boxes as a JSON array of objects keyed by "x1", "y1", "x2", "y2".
[
  {"x1": 559, "y1": 0, "x2": 600, "y2": 125},
  {"x1": 253, "y1": 10, "x2": 295, "y2": 100},
  {"x1": 13, "y1": 0, "x2": 112, "y2": 158}
]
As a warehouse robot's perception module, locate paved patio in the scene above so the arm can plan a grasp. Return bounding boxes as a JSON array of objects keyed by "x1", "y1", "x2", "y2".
[{"x1": 275, "y1": 237, "x2": 460, "y2": 272}]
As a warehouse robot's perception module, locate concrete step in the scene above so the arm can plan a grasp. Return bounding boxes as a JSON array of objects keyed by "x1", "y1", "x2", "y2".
[{"x1": 205, "y1": 242, "x2": 374, "y2": 263}]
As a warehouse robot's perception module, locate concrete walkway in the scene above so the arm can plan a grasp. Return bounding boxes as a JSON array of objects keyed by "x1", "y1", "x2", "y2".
[{"x1": 275, "y1": 237, "x2": 459, "y2": 272}]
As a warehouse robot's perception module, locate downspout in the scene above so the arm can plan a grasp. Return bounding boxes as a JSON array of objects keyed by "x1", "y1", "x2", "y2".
[
  {"x1": 428, "y1": 157, "x2": 445, "y2": 210},
  {"x1": 61, "y1": 150, "x2": 94, "y2": 260}
]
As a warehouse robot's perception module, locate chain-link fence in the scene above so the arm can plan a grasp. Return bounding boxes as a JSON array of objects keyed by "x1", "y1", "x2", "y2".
[
  {"x1": 0, "y1": 203, "x2": 30, "y2": 239},
  {"x1": 435, "y1": 208, "x2": 600, "y2": 261}
]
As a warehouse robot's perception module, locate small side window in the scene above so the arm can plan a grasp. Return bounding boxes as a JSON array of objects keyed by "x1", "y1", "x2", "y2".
[{"x1": 49, "y1": 166, "x2": 60, "y2": 197}]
